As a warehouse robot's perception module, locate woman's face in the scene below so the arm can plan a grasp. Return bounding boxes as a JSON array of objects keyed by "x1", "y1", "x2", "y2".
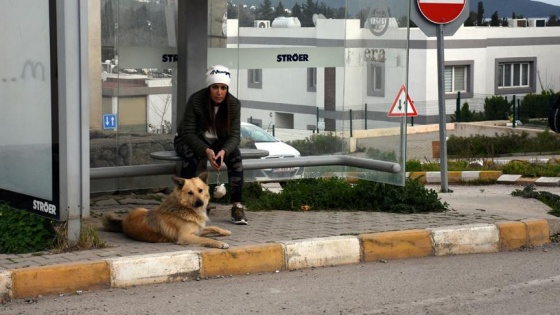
[{"x1": 209, "y1": 84, "x2": 228, "y2": 104}]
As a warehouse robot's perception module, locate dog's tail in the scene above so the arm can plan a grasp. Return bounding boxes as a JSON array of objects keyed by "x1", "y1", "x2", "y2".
[{"x1": 102, "y1": 213, "x2": 124, "y2": 233}]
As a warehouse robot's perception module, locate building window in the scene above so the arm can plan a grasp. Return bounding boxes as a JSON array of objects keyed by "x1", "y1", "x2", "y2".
[
  {"x1": 307, "y1": 68, "x2": 317, "y2": 92},
  {"x1": 367, "y1": 62, "x2": 384, "y2": 97},
  {"x1": 443, "y1": 60, "x2": 474, "y2": 99},
  {"x1": 444, "y1": 61, "x2": 473, "y2": 99},
  {"x1": 495, "y1": 57, "x2": 536, "y2": 95},
  {"x1": 445, "y1": 66, "x2": 466, "y2": 93},
  {"x1": 498, "y1": 63, "x2": 529, "y2": 88},
  {"x1": 248, "y1": 69, "x2": 262, "y2": 89}
]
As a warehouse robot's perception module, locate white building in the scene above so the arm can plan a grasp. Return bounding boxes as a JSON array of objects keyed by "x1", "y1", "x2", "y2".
[{"x1": 213, "y1": 17, "x2": 560, "y2": 131}]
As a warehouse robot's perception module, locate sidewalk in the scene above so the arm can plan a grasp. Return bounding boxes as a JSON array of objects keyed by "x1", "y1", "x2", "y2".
[{"x1": 1, "y1": 182, "x2": 559, "y2": 301}]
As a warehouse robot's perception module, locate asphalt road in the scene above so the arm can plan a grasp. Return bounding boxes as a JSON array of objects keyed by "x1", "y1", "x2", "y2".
[{"x1": 3, "y1": 243, "x2": 560, "y2": 315}]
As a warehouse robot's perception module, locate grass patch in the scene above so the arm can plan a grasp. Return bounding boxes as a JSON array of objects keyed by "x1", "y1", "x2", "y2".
[
  {"x1": 0, "y1": 202, "x2": 107, "y2": 254},
  {"x1": 51, "y1": 222, "x2": 108, "y2": 254}
]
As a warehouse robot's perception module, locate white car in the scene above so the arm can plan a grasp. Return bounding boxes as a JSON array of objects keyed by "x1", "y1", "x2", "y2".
[{"x1": 240, "y1": 122, "x2": 303, "y2": 183}]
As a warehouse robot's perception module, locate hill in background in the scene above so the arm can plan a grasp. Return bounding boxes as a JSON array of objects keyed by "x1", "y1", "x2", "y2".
[{"x1": 472, "y1": 0, "x2": 560, "y2": 18}]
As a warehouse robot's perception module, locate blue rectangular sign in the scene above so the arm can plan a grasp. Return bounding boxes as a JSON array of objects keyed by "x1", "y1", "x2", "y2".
[{"x1": 103, "y1": 114, "x2": 117, "y2": 130}]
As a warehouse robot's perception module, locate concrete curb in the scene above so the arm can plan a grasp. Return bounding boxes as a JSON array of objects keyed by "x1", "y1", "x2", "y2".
[
  {"x1": 1, "y1": 219, "x2": 556, "y2": 301},
  {"x1": 406, "y1": 171, "x2": 560, "y2": 186},
  {"x1": 407, "y1": 171, "x2": 503, "y2": 184}
]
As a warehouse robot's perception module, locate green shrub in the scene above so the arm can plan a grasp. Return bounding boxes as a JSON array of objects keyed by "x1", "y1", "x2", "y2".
[
  {"x1": 446, "y1": 134, "x2": 495, "y2": 158},
  {"x1": 447, "y1": 131, "x2": 560, "y2": 158},
  {"x1": 501, "y1": 160, "x2": 560, "y2": 177},
  {"x1": 245, "y1": 177, "x2": 448, "y2": 214},
  {"x1": 519, "y1": 90, "x2": 557, "y2": 121},
  {"x1": 534, "y1": 129, "x2": 560, "y2": 152},
  {"x1": 451, "y1": 102, "x2": 486, "y2": 122},
  {"x1": 484, "y1": 95, "x2": 511, "y2": 120},
  {"x1": 286, "y1": 133, "x2": 346, "y2": 156},
  {"x1": 365, "y1": 147, "x2": 398, "y2": 162},
  {"x1": 0, "y1": 203, "x2": 56, "y2": 254},
  {"x1": 406, "y1": 159, "x2": 423, "y2": 172}
]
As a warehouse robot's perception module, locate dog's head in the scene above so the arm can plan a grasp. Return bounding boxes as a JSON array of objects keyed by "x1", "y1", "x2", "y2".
[{"x1": 171, "y1": 173, "x2": 210, "y2": 210}]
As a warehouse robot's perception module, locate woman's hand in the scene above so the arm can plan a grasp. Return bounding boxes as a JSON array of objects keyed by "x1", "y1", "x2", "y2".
[{"x1": 207, "y1": 149, "x2": 225, "y2": 170}]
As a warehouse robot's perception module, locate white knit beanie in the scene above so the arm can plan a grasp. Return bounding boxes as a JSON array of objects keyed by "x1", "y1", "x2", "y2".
[{"x1": 206, "y1": 65, "x2": 231, "y2": 88}]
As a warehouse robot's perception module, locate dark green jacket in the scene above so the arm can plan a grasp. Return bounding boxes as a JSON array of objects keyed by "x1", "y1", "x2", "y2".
[{"x1": 176, "y1": 88, "x2": 241, "y2": 157}]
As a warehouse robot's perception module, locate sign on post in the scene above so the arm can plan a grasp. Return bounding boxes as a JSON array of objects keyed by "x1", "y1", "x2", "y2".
[
  {"x1": 103, "y1": 114, "x2": 117, "y2": 130},
  {"x1": 411, "y1": 0, "x2": 469, "y2": 37},
  {"x1": 417, "y1": 0, "x2": 466, "y2": 24},
  {"x1": 415, "y1": 0, "x2": 468, "y2": 193},
  {"x1": 388, "y1": 85, "x2": 417, "y2": 117}
]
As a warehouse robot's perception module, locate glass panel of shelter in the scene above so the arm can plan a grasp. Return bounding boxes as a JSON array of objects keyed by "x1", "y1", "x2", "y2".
[
  {"x1": 96, "y1": 0, "x2": 407, "y2": 190},
  {"x1": 211, "y1": 0, "x2": 408, "y2": 186},
  {"x1": 94, "y1": 0, "x2": 178, "y2": 193}
]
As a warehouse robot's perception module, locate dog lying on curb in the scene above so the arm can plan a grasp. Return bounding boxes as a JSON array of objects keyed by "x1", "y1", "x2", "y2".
[{"x1": 102, "y1": 173, "x2": 231, "y2": 249}]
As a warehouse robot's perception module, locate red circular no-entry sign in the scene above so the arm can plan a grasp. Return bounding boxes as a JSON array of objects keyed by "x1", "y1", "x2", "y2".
[{"x1": 417, "y1": 0, "x2": 466, "y2": 24}]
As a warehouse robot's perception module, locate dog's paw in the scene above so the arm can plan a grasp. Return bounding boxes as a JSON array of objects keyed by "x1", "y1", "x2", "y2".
[
  {"x1": 221, "y1": 229, "x2": 232, "y2": 236},
  {"x1": 219, "y1": 242, "x2": 230, "y2": 249}
]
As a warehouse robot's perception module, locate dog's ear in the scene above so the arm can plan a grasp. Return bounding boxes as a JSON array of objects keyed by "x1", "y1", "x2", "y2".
[
  {"x1": 171, "y1": 176, "x2": 185, "y2": 188},
  {"x1": 197, "y1": 172, "x2": 209, "y2": 183}
]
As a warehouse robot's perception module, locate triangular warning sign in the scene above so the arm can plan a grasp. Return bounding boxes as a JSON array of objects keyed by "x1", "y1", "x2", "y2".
[{"x1": 388, "y1": 85, "x2": 418, "y2": 117}]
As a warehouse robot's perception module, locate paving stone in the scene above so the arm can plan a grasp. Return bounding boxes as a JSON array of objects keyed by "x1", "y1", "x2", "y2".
[
  {"x1": 535, "y1": 177, "x2": 560, "y2": 186},
  {"x1": 497, "y1": 174, "x2": 522, "y2": 183}
]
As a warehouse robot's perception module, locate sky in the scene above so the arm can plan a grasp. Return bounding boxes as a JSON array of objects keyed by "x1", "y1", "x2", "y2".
[{"x1": 534, "y1": 0, "x2": 560, "y2": 5}]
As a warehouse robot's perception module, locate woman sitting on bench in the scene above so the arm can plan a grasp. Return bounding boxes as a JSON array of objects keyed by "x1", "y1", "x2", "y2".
[{"x1": 173, "y1": 65, "x2": 247, "y2": 225}]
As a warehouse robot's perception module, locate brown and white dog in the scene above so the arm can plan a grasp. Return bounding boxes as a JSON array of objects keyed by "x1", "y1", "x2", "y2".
[{"x1": 102, "y1": 173, "x2": 231, "y2": 249}]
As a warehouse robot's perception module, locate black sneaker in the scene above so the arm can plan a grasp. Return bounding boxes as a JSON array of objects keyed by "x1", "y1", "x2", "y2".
[{"x1": 231, "y1": 204, "x2": 248, "y2": 225}]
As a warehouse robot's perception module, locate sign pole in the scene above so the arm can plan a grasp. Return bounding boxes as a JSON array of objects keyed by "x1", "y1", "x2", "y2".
[
  {"x1": 415, "y1": 0, "x2": 467, "y2": 192},
  {"x1": 436, "y1": 24, "x2": 449, "y2": 192}
]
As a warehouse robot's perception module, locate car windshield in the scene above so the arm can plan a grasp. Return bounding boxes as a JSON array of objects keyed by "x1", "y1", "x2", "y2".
[{"x1": 241, "y1": 124, "x2": 278, "y2": 143}]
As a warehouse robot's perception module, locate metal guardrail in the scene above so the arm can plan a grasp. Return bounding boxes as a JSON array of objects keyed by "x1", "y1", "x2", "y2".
[
  {"x1": 90, "y1": 163, "x2": 176, "y2": 179},
  {"x1": 90, "y1": 155, "x2": 401, "y2": 180},
  {"x1": 244, "y1": 155, "x2": 401, "y2": 173}
]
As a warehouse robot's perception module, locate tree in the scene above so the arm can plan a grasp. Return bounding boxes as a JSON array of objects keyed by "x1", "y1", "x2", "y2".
[
  {"x1": 101, "y1": 0, "x2": 115, "y2": 44},
  {"x1": 355, "y1": 8, "x2": 369, "y2": 28},
  {"x1": 238, "y1": 4, "x2": 255, "y2": 27},
  {"x1": 490, "y1": 11, "x2": 500, "y2": 26},
  {"x1": 133, "y1": 5, "x2": 149, "y2": 31},
  {"x1": 256, "y1": 0, "x2": 275, "y2": 21},
  {"x1": 317, "y1": 2, "x2": 332, "y2": 18},
  {"x1": 464, "y1": 11, "x2": 476, "y2": 26},
  {"x1": 227, "y1": 1, "x2": 238, "y2": 19},
  {"x1": 301, "y1": 0, "x2": 318, "y2": 27},
  {"x1": 275, "y1": 1, "x2": 286, "y2": 18},
  {"x1": 547, "y1": 14, "x2": 560, "y2": 26},
  {"x1": 334, "y1": 7, "x2": 346, "y2": 19},
  {"x1": 292, "y1": 3, "x2": 302, "y2": 21},
  {"x1": 476, "y1": 1, "x2": 485, "y2": 26}
]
